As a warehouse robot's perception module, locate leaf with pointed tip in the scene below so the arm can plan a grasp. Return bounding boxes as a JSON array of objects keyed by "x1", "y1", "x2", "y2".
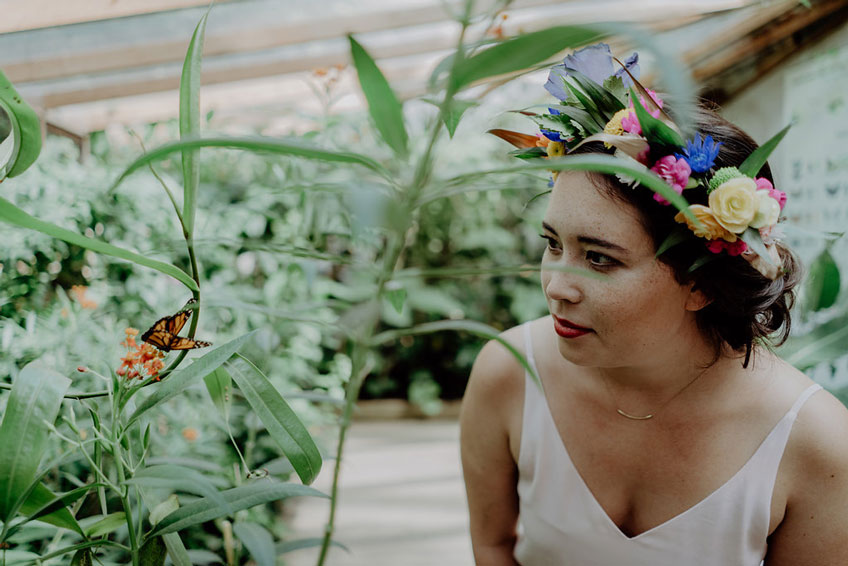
[
  {"x1": 629, "y1": 88, "x2": 684, "y2": 148},
  {"x1": 233, "y1": 523, "x2": 275, "y2": 566},
  {"x1": 450, "y1": 26, "x2": 606, "y2": 91},
  {"x1": 738, "y1": 123, "x2": 792, "y2": 178},
  {"x1": 655, "y1": 227, "x2": 690, "y2": 258},
  {"x1": 16, "y1": 482, "x2": 84, "y2": 535},
  {"x1": 349, "y1": 35, "x2": 408, "y2": 156},
  {"x1": 0, "y1": 70, "x2": 42, "y2": 179},
  {"x1": 110, "y1": 137, "x2": 387, "y2": 192},
  {"x1": 803, "y1": 245, "x2": 840, "y2": 312},
  {"x1": 180, "y1": 10, "x2": 209, "y2": 236},
  {"x1": 562, "y1": 68, "x2": 625, "y2": 118},
  {"x1": 0, "y1": 196, "x2": 198, "y2": 291},
  {"x1": 227, "y1": 358, "x2": 322, "y2": 485},
  {"x1": 204, "y1": 367, "x2": 233, "y2": 418},
  {"x1": 126, "y1": 331, "x2": 257, "y2": 429},
  {"x1": 147, "y1": 482, "x2": 326, "y2": 537},
  {"x1": 487, "y1": 129, "x2": 539, "y2": 149},
  {"x1": 124, "y1": 465, "x2": 232, "y2": 516}
]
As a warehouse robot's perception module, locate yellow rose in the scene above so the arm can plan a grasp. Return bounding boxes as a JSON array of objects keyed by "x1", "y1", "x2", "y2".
[
  {"x1": 749, "y1": 189, "x2": 781, "y2": 229},
  {"x1": 708, "y1": 177, "x2": 757, "y2": 234},
  {"x1": 674, "y1": 205, "x2": 737, "y2": 242}
]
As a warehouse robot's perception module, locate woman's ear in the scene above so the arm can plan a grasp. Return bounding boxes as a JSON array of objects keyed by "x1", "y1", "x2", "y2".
[{"x1": 684, "y1": 283, "x2": 712, "y2": 312}]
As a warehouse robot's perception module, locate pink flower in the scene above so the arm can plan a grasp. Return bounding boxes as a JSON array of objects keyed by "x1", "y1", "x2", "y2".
[
  {"x1": 621, "y1": 89, "x2": 664, "y2": 135},
  {"x1": 755, "y1": 177, "x2": 786, "y2": 210},
  {"x1": 650, "y1": 155, "x2": 691, "y2": 205},
  {"x1": 705, "y1": 239, "x2": 748, "y2": 256}
]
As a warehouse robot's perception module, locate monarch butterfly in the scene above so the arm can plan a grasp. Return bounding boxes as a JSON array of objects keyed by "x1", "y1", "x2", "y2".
[{"x1": 141, "y1": 298, "x2": 212, "y2": 352}]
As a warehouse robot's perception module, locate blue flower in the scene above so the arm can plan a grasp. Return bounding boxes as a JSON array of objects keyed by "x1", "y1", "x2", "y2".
[
  {"x1": 540, "y1": 128, "x2": 564, "y2": 142},
  {"x1": 681, "y1": 134, "x2": 722, "y2": 173},
  {"x1": 544, "y1": 43, "x2": 639, "y2": 102}
]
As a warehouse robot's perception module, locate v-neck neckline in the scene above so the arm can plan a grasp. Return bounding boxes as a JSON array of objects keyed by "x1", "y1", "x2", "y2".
[
  {"x1": 524, "y1": 326, "x2": 792, "y2": 541},
  {"x1": 538, "y1": 394, "x2": 789, "y2": 540}
]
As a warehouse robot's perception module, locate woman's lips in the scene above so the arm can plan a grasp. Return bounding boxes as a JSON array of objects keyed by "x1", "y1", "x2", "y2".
[{"x1": 552, "y1": 315, "x2": 592, "y2": 338}]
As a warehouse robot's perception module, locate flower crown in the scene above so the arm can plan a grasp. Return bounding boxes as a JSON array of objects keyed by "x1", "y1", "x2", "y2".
[{"x1": 490, "y1": 43, "x2": 790, "y2": 280}]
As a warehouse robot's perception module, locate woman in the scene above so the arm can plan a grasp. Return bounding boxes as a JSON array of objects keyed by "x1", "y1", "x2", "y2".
[{"x1": 460, "y1": 43, "x2": 848, "y2": 565}]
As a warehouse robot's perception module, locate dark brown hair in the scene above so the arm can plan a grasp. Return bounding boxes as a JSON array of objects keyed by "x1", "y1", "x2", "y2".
[{"x1": 569, "y1": 102, "x2": 801, "y2": 365}]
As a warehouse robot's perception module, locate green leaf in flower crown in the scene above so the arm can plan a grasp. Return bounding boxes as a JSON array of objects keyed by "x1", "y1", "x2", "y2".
[
  {"x1": 687, "y1": 254, "x2": 718, "y2": 274},
  {"x1": 563, "y1": 81, "x2": 605, "y2": 130},
  {"x1": 509, "y1": 147, "x2": 547, "y2": 160},
  {"x1": 602, "y1": 75, "x2": 627, "y2": 105},
  {"x1": 738, "y1": 123, "x2": 792, "y2": 178},
  {"x1": 629, "y1": 88, "x2": 684, "y2": 148},
  {"x1": 546, "y1": 105, "x2": 602, "y2": 138},
  {"x1": 740, "y1": 227, "x2": 773, "y2": 266},
  {"x1": 563, "y1": 69, "x2": 625, "y2": 121},
  {"x1": 655, "y1": 227, "x2": 690, "y2": 258}
]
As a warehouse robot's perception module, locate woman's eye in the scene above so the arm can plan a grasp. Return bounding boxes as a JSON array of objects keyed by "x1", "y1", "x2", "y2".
[
  {"x1": 586, "y1": 250, "x2": 618, "y2": 267},
  {"x1": 539, "y1": 234, "x2": 560, "y2": 252}
]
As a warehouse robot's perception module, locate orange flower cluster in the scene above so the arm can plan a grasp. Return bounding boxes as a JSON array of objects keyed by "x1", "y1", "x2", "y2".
[
  {"x1": 70, "y1": 285, "x2": 98, "y2": 309},
  {"x1": 117, "y1": 328, "x2": 165, "y2": 380}
]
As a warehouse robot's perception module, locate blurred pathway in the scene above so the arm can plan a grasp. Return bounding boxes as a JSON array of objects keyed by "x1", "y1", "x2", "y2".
[{"x1": 284, "y1": 419, "x2": 474, "y2": 566}]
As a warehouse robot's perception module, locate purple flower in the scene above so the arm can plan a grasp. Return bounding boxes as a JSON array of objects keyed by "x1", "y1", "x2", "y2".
[
  {"x1": 545, "y1": 43, "x2": 639, "y2": 102},
  {"x1": 680, "y1": 134, "x2": 722, "y2": 173}
]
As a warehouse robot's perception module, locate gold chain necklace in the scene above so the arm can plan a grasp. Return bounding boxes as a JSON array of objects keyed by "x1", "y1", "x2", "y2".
[{"x1": 599, "y1": 369, "x2": 708, "y2": 420}]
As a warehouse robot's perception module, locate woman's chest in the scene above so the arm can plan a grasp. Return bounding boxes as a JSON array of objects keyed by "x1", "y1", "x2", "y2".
[{"x1": 538, "y1": 384, "x2": 791, "y2": 539}]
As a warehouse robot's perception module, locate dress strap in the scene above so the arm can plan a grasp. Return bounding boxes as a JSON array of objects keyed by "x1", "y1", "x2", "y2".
[{"x1": 787, "y1": 383, "x2": 822, "y2": 418}]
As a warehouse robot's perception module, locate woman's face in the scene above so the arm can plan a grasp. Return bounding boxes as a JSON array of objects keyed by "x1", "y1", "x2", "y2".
[{"x1": 541, "y1": 171, "x2": 703, "y2": 368}]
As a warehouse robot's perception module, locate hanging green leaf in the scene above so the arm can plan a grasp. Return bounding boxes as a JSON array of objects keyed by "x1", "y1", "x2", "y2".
[
  {"x1": 70, "y1": 549, "x2": 94, "y2": 566},
  {"x1": 738, "y1": 123, "x2": 792, "y2": 178},
  {"x1": 563, "y1": 68, "x2": 625, "y2": 119},
  {"x1": 349, "y1": 35, "x2": 408, "y2": 156},
  {"x1": 180, "y1": 11, "x2": 209, "y2": 236},
  {"x1": 16, "y1": 483, "x2": 84, "y2": 535},
  {"x1": 83, "y1": 512, "x2": 127, "y2": 537},
  {"x1": 146, "y1": 482, "x2": 326, "y2": 538},
  {"x1": 385, "y1": 283, "x2": 407, "y2": 314},
  {"x1": 124, "y1": 465, "x2": 232, "y2": 516},
  {"x1": 0, "y1": 70, "x2": 41, "y2": 180},
  {"x1": 803, "y1": 244, "x2": 841, "y2": 312},
  {"x1": 204, "y1": 366, "x2": 233, "y2": 418},
  {"x1": 450, "y1": 25, "x2": 606, "y2": 91},
  {"x1": 139, "y1": 535, "x2": 169, "y2": 566},
  {"x1": 0, "y1": 196, "x2": 198, "y2": 291},
  {"x1": 110, "y1": 136, "x2": 388, "y2": 192},
  {"x1": 0, "y1": 364, "x2": 70, "y2": 522},
  {"x1": 233, "y1": 523, "x2": 276, "y2": 566},
  {"x1": 227, "y1": 357, "x2": 322, "y2": 485}
]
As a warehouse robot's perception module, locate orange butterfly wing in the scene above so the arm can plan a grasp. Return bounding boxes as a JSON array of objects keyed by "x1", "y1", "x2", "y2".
[{"x1": 141, "y1": 299, "x2": 211, "y2": 352}]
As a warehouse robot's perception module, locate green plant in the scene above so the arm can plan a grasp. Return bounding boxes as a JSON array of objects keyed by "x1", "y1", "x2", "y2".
[{"x1": 0, "y1": 2, "x2": 706, "y2": 564}]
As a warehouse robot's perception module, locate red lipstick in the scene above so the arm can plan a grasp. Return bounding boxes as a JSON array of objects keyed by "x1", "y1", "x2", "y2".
[{"x1": 552, "y1": 315, "x2": 592, "y2": 338}]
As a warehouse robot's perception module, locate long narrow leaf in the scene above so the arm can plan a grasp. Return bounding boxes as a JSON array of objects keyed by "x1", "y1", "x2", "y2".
[
  {"x1": 110, "y1": 137, "x2": 387, "y2": 192},
  {"x1": 4, "y1": 483, "x2": 101, "y2": 540},
  {"x1": 124, "y1": 465, "x2": 232, "y2": 516},
  {"x1": 17, "y1": 482, "x2": 84, "y2": 535},
  {"x1": 349, "y1": 35, "x2": 408, "y2": 156},
  {"x1": 227, "y1": 357, "x2": 322, "y2": 485},
  {"x1": 0, "y1": 196, "x2": 198, "y2": 292},
  {"x1": 450, "y1": 25, "x2": 606, "y2": 91},
  {"x1": 126, "y1": 331, "x2": 257, "y2": 429},
  {"x1": 738, "y1": 123, "x2": 792, "y2": 178},
  {"x1": 0, "y1": 365, "x2": 70, "y2": 521},
  {"x1": 233, "y1": 523, "x2": 275, "y2": 566},
  {"x1": 370, "y1": 319, "x2": 542, "y2": 389},
  {"x1": 180, "y1": 11, "x2": 209, "y2": 236},
  {"x1": 435, "y1": 154, "x2": 692, "y2": 217},
  {"x1": 147, "y1": 482, "x2": 326, "y2": 538}
]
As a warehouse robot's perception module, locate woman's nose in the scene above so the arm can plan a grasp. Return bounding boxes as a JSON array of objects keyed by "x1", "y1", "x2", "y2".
[{"x1": 544, "y1": 264, "x2": 584, "y2": 304}]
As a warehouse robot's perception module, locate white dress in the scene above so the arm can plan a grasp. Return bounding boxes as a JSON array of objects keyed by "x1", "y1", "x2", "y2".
[{"x1": 514, "y1": 322, "x2": 822, "y2": 566}]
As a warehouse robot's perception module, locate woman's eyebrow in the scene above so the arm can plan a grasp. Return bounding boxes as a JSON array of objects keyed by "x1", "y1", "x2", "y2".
[{"x1": 543, "y1": 222, "x2": 627, "y2": 252}]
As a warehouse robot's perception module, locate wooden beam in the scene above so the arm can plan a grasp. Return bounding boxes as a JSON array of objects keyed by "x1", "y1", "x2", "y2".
[
  {"x1": 0, "y1": 0, "x2": 233, "y2": 35},
  {"x1": 691, "y1": 0, "x2": 847, "y2": 81},
  {"x1": 1, "y1": 0, "x2": 756, "y2": 85}
]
